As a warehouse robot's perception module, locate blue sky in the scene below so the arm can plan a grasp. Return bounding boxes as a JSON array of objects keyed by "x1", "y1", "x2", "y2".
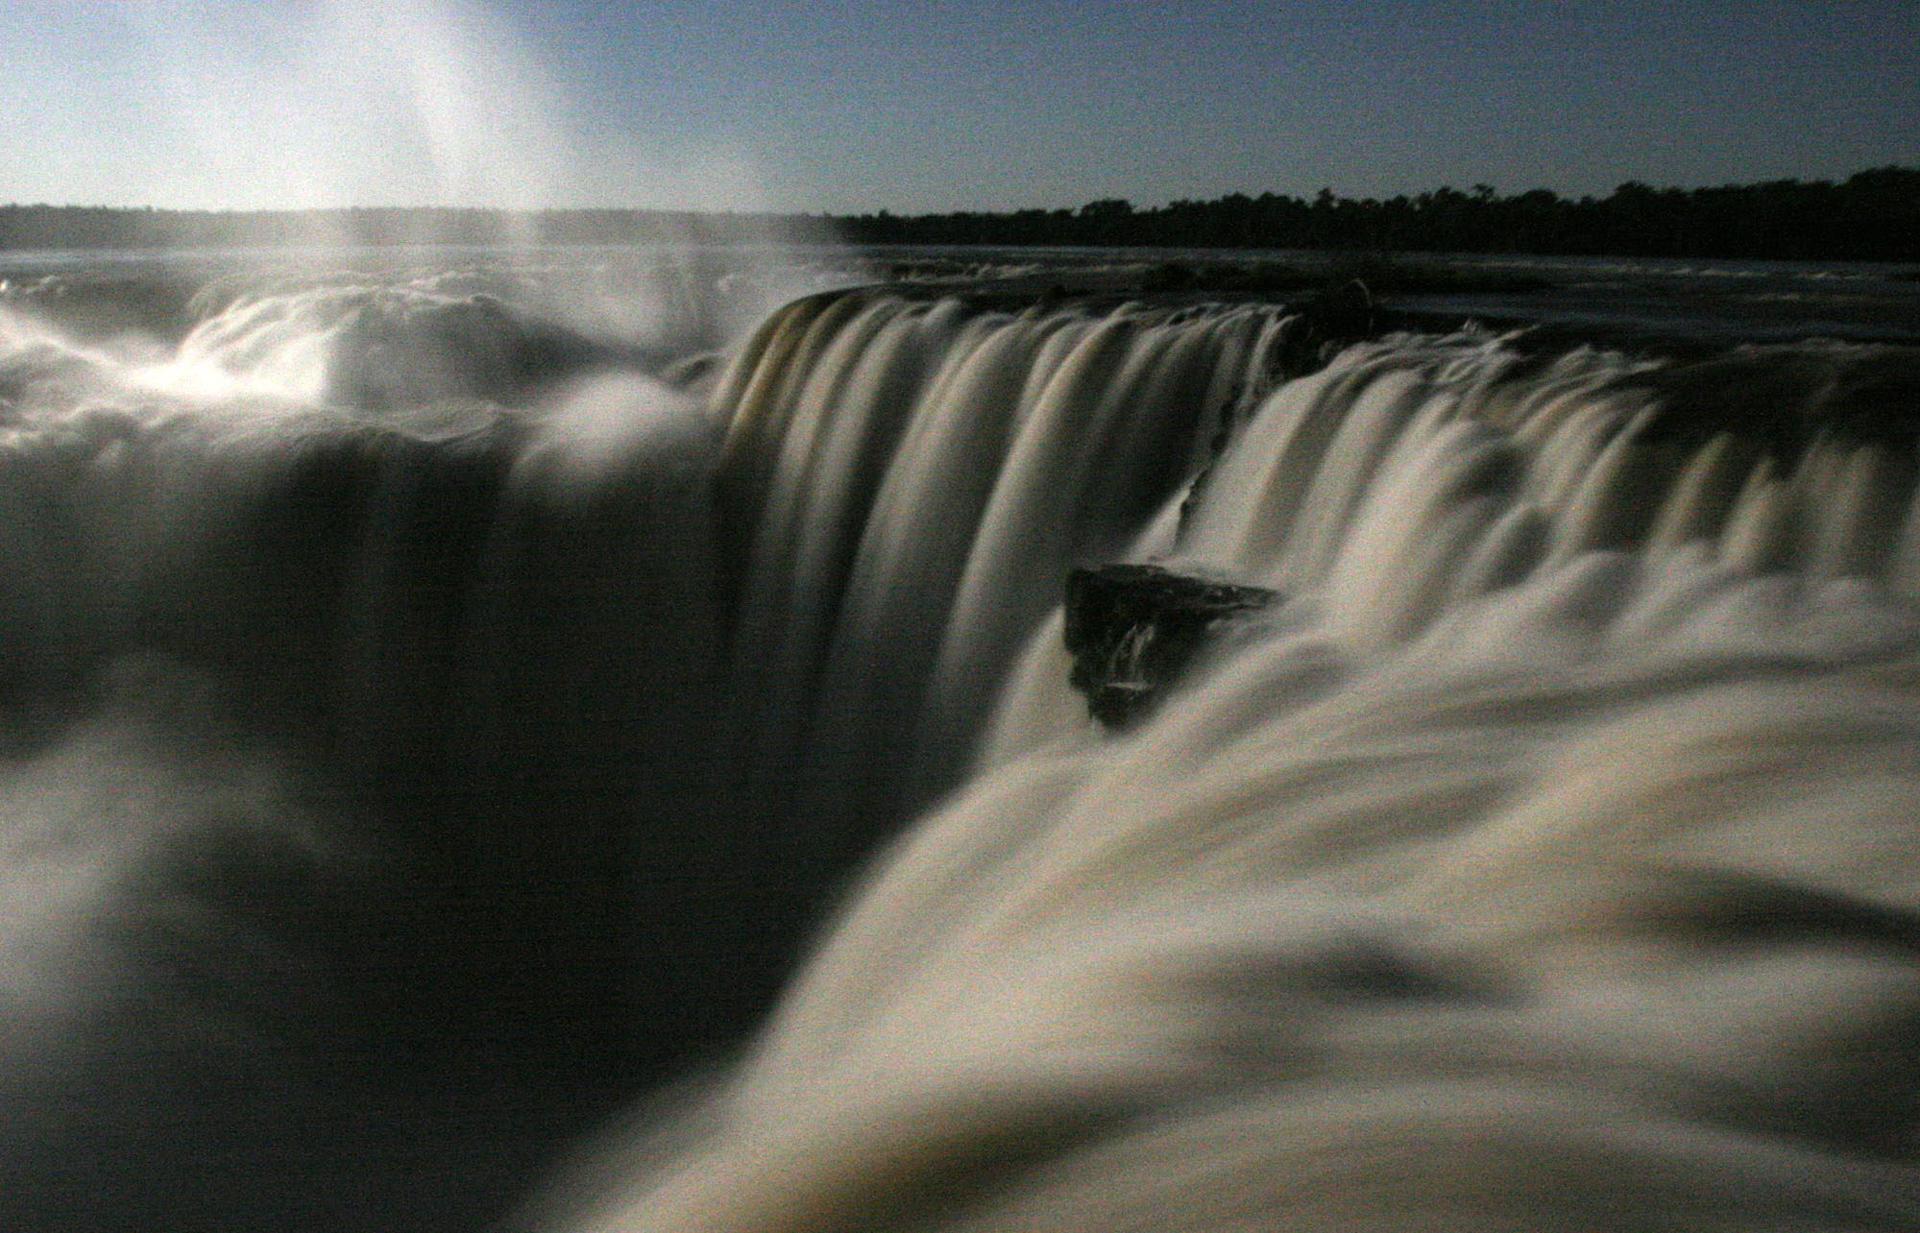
[{"x1": 3, "y1": 0, "x2": 1915, "y2": 212}]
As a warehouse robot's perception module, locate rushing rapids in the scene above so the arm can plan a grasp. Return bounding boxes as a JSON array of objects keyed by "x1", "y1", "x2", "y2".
[{"x1": 3, "y1": 263, "x2": 1920, "y2": 1231}]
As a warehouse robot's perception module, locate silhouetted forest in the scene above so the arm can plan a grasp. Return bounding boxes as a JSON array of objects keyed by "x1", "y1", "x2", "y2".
[
  {"x1": 843, "y1": 168, "x2": 1919, "y2": 262},
  {"x1": 3, "y1": 168, "x2": 1915, "y2": 262}
]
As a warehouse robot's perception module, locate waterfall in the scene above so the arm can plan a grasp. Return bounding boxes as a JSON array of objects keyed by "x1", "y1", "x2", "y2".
[
  {"x1": 536, "y1": 310, "x2": 1920, "y2": 1233},
  {"x1": 711, "y1": 290, "x2": 1293, "y2": 852},
  {"x1": 5, "y1": 268, "x2": 1920, "y2": 1231}
]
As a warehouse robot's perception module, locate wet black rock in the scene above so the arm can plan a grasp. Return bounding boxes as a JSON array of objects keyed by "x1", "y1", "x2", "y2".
[
  {"x1": 1276, "y1": 278, "x2": 1376, "y2": 376},
  {"x1": 1064, "y1": 563, "x2": 1276, "y2": 728}
]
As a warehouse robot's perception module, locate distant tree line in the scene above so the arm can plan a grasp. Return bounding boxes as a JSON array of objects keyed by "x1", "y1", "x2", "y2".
[
  {"x1": 2, "y1": 168, "x2": 1914, "y2": 262},
  {"x1": 842, "y1": 168, "x2": 1919, "y2": 262}
]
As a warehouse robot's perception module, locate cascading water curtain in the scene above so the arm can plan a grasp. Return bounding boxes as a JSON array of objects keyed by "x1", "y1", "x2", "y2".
[
  {"x1": 543, "y1": 332, "x2": 1920, "y2": 1233},
  {"x1": 707, "y1": 291, "x2": 1294, "y2": 855}
]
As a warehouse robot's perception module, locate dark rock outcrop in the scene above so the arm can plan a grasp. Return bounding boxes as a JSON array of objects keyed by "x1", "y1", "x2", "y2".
[{"x1": 1064, "y1": 563, "x2": 1276, "y2": 728}]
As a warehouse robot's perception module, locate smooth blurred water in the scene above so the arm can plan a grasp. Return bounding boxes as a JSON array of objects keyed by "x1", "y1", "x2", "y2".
[{"x1": 3, "y1": 254, "x2": 1920, "y2": 1231}]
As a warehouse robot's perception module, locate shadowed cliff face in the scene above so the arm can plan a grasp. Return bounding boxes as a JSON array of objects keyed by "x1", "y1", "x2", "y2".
[{"x1": 0, "y1": 264, "x2": 764, "y2": 1232}]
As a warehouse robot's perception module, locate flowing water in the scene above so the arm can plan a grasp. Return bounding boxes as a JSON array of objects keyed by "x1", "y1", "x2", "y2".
[{"x1": 3, "y1": 256, "x2": 1920, "y2": 1230}]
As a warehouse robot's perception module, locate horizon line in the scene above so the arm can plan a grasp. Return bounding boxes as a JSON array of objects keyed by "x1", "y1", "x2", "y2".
[{"x1": 5, "y1": 163, "x2": 1916, "y2": 219}]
